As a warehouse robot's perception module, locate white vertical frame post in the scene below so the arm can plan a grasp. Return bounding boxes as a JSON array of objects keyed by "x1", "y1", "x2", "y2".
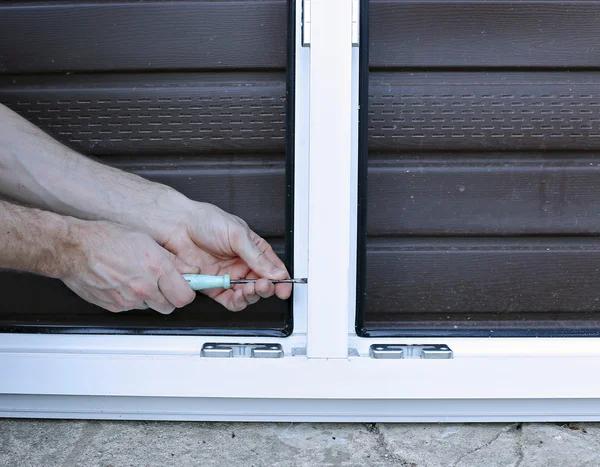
[
  {"x1": 292, "y1": 0, "x2": 310, "y2": 335},
  {"x1": 307, "y1": 0, "x2": 355, "y2": 358},
  {"x1": 348, "y1": 6, "x2": 360, "y2": 335}
]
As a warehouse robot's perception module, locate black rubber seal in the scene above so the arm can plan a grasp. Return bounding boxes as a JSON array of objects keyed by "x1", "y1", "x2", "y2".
[
  {"x1": 355, "y1": 0, "x2": 370, "y2": 337},
  {"x1": 282, "y1": 0, "x2": 296, "y2": 337}
]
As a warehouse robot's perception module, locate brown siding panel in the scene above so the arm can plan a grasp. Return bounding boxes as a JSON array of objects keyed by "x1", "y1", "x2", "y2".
[
  {"x1": 370, "y1": 1, "x2": 600, "y2": 68},
  {"x1": 367, "y1": 156, "x2": 600, "y2": 236},
  {"x1": 368, "y1": 72, "x2": 600, "y2": 152},
  {"x1": 0, "y1": 1, "x2": 287, "y2": 73},
  {"x1": 363, "y1": 1, "x2": 600, "y2": 335},
  {"x1": 363, "y1": 239, "x2": 600, "y2": 332},
  {"x1": 112, "y1": 157, "x2": 285, "y2": 237},
  {"x1": 0, "y1": 73, "x2": 287, "y2": 156}
]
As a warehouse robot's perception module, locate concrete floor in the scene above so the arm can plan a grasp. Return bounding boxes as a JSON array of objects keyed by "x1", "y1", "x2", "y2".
[{"x1": 1, "y1": 420, "x2": 599, "y2": 466}]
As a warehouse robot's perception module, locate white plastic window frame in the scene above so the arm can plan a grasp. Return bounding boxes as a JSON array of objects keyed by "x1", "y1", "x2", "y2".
[{"x1": 2, "y1": 0, "x2": 600, "y2": 422}]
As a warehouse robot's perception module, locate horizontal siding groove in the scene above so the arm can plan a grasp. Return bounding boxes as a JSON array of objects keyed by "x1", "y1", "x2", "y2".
[
  {"x1": 110, "y1": 155, "x2": 286, "y2": 170},
  {"x1": 365, "y1": 237, "x2": 600, "y2": 251},
  {"x1": 368, "y1": 153, "x2": 600, "y2": 165},
  {"x1": 0, "y1": 72, "x2": 287, "y2": 88},
  {"x1": 370, "y1": 71, "x2": 600, "y2": 85}
]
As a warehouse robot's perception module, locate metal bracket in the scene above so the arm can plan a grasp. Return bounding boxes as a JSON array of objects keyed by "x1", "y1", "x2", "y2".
[
  {"x1": 302, "y1": 0, "x2": 359, "y2": 47},
  {"x1": 201, "y1": 343, "x2": 284, "y2": 358},
  {"x1": 369, "y1": 344, "x2": 453, "y2": 360}
]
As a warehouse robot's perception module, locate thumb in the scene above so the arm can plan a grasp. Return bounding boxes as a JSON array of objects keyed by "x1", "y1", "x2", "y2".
[
  {"x1": 166, "y1": 251, "x2": 201, "y2": 275},
  {"x1": 232, "y1": 228, "x2": 288, "y2": 280}
]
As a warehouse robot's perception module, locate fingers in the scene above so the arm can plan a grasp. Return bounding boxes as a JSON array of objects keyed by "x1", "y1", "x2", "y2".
[
  {"x1": 230, "y1": 229, "x2": 292, "y2": 303},
  {"x1": 233, "y1": 229, "x2": 293, "y2": 300},
  {"x1": 213, "y1": 288, "x2": 249, "y2": 312},
  {"x1": 248, "y1": 233, "x2": 292, "y2": 300},
  {"x1": 250, "y1": 232, "x2": 288, "y2": 272},
  {"x1": 119, "y1": 275, "x2": 180, "y2": 315},
  {"x1": 157, "y1": 261, "x2": 197, "y2": 312},
  {"x1": 171, "y1": 255, "x2": 201, "y2": 275},
  {"x1": 254, "y1": 277, "x2": 276, "y2": 298},
  {"x1": 230, "y1": 227, "x2": 288, "y2": 280},
  {"x1": 243, "y1": 282, "x2": 261, "y2": 306},
  {"x1": 232, "y1": 288, "x2": 249, "y2": 311},
  {"x1": 274, "y1": 282, "x2": 292, "y2": 300},
  {"x1": 241, "y1": 275, "x2": 280, "y2": 305},
  {"x1": 207, "y1": 276, "x2": 276, "y2": 312},
  {"x1": 144, "y1": 291, "x2": 175, "y2": 315}
]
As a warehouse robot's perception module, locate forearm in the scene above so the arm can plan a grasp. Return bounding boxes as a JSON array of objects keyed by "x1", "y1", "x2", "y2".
[
  {"x1": 0, "y1": 200, "x2": 73, "y2": 278},
  {"x1": 0, "y1": 104, "x2": 192, "y2": 243}
]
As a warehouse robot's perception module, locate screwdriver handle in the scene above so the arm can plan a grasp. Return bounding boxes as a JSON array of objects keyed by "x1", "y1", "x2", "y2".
[{"x1": 182, "y1": 274, "x2": 231, "y2": 291}]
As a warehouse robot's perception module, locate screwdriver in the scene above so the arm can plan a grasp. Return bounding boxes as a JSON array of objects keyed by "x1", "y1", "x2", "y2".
[{"x1": 182, "y1": 273, "x2": 308, "y2": 291}]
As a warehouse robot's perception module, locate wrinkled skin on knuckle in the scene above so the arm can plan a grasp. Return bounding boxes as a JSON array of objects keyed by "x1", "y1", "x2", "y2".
[
  {"x1": 228, "y1": 223, "x2": 251, "y2": 253},
  {"x1": 145, "y1": 250, "x2": 169, "y2": 277},
  {"x1": 115, "y1": 295, "x2": 138, "y2": 311},
  {"x1": 254, "y1": 236, "x2": 273, "y2": 253},
  {"x1": 99, "y1": 290, "x2": 129, "y2": 311},
  {"x1": 232, "y1": 215, "x2": 249, "y2": 230},
  {"x1": 128, "y1": 279, "x2": 154, "y2": 301}
]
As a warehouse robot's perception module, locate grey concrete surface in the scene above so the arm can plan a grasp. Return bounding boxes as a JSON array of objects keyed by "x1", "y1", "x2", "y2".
[{"x1": 1, "y1": 420, "x2": 599, "y2": 466}]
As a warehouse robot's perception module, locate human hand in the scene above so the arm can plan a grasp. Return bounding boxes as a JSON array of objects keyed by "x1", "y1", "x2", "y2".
[
  {"x1": 60, "y1": 219, "x2": 197, "y2": 314},
  {"x1": 155, "y1": 200, "x2": 292, "y2": 312},
  {"x1": 0, "y1": 105, "x2": 289, "y2": 312}
]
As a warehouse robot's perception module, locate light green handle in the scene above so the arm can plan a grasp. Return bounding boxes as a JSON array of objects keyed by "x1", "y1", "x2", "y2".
[{"x1": 182, "y1": 274, "x2": 231, "y2": 291}]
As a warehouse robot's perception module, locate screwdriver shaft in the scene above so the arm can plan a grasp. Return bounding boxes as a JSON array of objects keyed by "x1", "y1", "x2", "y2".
[
  {"x1": 182, "y1": 273, "x2": 307, "y2": 291},
  {"x1": 230, "y1": 278, "x2": 307, "y2": 284}
]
